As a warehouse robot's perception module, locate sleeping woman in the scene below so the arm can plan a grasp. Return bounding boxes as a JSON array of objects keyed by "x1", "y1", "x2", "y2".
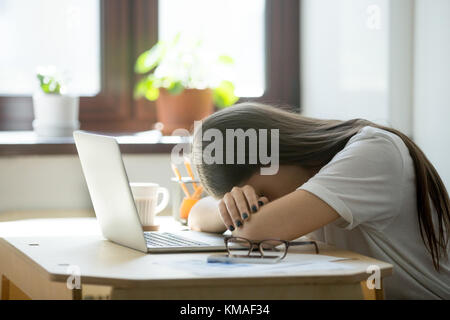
[{"x1": 187, "y1": 102, "x2": 449, "y2": 299}]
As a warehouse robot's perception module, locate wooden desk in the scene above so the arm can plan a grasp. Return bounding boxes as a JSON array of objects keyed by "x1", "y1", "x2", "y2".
[{"x1": 0, "y1": 216, "x2": 392, "y2": 300}]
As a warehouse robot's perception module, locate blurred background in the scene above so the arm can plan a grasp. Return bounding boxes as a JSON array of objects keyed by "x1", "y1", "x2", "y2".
[{"x1": 0, "y1": 0, "x2": 448, "y2": 215}]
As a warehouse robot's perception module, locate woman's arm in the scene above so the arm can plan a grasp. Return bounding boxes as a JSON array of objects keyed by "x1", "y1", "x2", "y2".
[
  {"x1": 231, "y1": 189, "x2": 340, "y2": 240},
  {"x1": 188, "y1": 189, "x2": 340, "y2": 239},
  {"x1": 187, "y1": 196, "x2": 227, "y2": 233}
]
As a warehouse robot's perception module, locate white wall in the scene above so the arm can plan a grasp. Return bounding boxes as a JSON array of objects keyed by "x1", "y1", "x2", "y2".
[
  {"x1": 0, "y1": 154, "x2": 174, "y2": 214},
  {"x1": 413, "y1": 0, "x2": 450, "y2": 188},
  {"x1": 300, "y1": 0, "x2": 449, "y2": 187},
  {"x1": 300, "y1": 0, "x2": 413, "y2": 134}
]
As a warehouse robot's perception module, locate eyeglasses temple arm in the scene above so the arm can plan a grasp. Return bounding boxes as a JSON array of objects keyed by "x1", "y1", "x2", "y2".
[{"x1": 288, "y1": 241, "x2": 319, "y2": 254}]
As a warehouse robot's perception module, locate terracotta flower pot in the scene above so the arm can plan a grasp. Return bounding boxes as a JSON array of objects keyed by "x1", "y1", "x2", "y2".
[{"x1": 156, "y1": 88, "x2": 214, "y2": 135}]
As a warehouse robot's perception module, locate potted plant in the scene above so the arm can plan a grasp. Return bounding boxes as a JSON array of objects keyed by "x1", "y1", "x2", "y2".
[
  {"x1": 134, "y1": 34, "x2": 239, "y2": 134},
  {"x1": 32, "y1": 66, "x2": 79, "y2": 137}
]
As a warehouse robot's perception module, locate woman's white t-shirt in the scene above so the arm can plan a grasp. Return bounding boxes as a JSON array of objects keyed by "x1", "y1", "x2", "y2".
[{"x1": 298, "y1": 126, "x2": 450, "y2": 299}]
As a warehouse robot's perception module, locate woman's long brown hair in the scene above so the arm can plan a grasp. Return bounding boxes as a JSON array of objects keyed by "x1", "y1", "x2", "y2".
[{"x1": 193, "y1": 103, "x2": 450, "y2": 270}]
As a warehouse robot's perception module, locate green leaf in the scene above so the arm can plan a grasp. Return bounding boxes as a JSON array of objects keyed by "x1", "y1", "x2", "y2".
[
  {"x1": 37, "y1": 74, "x2": 45, "y2": 85},
  {"x1": 134, "y1": 78, "x2": 149, "y2": 99},
  {"x1": 145, "y1": 86, "x2": 159, "y2": 101},
  {"x1": 213, "y1": 80, "x2": 239, "y2": 108},
  {"x1": 167, "y1": 81, "x2": 184, "y2": 95},
  {"x1": 134, "y1": 34, "x2": 238, "y2": 103},
  {"x1": 218, "y1": 55, "x2": 234, "y2": 65},
  {"x1": 134, "y1": 76, "x2": 159, "y2": 101},
  {"x1": 41, "y1": 83, "x2": 50, "y2": 93},
  {"x1": 172, "y1": 32, "x2": 181, "y2": 45},
  {"x1": 48, "y1": 80, "x2": 61, "y2": 94},
  {"x1": 37, "y1": 73, "x2": 61, "y2": 94},
  {"x1": 134, "y1": 42, "x2": 165, "y2": 74}
]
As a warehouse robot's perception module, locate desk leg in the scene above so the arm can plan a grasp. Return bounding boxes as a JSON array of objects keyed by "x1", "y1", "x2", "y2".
[
  {"x1": 1, "y1": 275, "x2": 33, "y2": 300},
  {"x1": 1, "y1": 275, "x2": 10, "y2": 300},
  {"x1": 360, "y1": 279, "x2": 385, "y2": 300},
  {"x1": 0, "y1": 240, "x2": 78, "y2": 300},
  {"x1": 375, "y1": 279, "x2": 385, "y2": 300}
]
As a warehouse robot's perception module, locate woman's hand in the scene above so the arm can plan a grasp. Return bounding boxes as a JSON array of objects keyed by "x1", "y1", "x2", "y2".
[{"x1": 218, "y1": 185, "x2": 269, "y2": 231}]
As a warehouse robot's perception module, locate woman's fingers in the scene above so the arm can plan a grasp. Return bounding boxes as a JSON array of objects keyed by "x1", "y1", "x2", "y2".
[
  {"x1": 223, "y1": 192, "x2": 243, "y2": 229},
  {"x1": 218, "y1": 187, "x2": 270, "y2": 231},
  {"x1": 242, "y1": 185, "x2": 259, "y2": 214},
  {"x1": 218, "y1": 199, "x2": 235, "y2": 231},
  {"x1": 231, "y1": 187, "x2": 251, "y2": 221},
  {"x1": 257, "y1": 196, "x2": 269, "y2": 207}
]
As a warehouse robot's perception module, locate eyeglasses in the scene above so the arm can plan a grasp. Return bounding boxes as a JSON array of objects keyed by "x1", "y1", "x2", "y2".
[{"x1": 224, "y1": 236, "x2": 319, "y2": 262}]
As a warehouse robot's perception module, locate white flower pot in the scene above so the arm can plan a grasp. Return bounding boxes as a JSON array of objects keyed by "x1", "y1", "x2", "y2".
[{"x1": 32, "y1": 93, "x2": 80, "y2": 137}]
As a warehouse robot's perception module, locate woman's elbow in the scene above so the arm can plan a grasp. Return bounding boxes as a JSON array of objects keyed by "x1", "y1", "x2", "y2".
[{"x1": 187, "y1": 196, "x2": 227, "y2": 233}]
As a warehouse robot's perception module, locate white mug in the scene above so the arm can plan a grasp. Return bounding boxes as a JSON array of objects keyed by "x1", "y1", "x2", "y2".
[{"x1": 129, "y1": 182, "x2": 170, "y2": 228}]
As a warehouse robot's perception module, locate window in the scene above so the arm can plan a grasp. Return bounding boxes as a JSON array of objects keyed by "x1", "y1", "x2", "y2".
[
  {"x1": 0, "y1": 0, "x2": 299, "y2": 132},
  {"x1": 159, "y1": 0, "x2": 266, "y2": 97},
  {"x1": 0, "y1": 0, "x2": 101, "y2": 96}
]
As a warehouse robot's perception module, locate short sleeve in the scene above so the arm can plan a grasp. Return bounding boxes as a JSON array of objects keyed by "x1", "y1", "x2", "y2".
[{"x1": 298, "y1": 127, "x2": 406, "y2": 231}]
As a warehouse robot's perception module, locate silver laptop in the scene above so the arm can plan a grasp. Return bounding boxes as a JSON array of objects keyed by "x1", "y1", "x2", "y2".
[{"x1": 73, "y1": 131, "x2": 227, "y2": 253}]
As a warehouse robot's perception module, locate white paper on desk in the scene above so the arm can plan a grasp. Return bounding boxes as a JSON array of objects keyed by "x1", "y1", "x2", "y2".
[{"x1": 154, "y1": 254, "x2": 353, "y2": 277}]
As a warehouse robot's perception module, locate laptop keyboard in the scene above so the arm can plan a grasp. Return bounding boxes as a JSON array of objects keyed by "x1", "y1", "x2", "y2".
[{"x1": 144, "y1": 232, "x2": 210, "y2": 248}]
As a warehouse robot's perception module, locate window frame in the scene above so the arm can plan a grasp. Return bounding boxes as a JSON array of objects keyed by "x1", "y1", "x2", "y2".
[{"x1": 0, "y1": 0, "x2": 299, "y2": 132}]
